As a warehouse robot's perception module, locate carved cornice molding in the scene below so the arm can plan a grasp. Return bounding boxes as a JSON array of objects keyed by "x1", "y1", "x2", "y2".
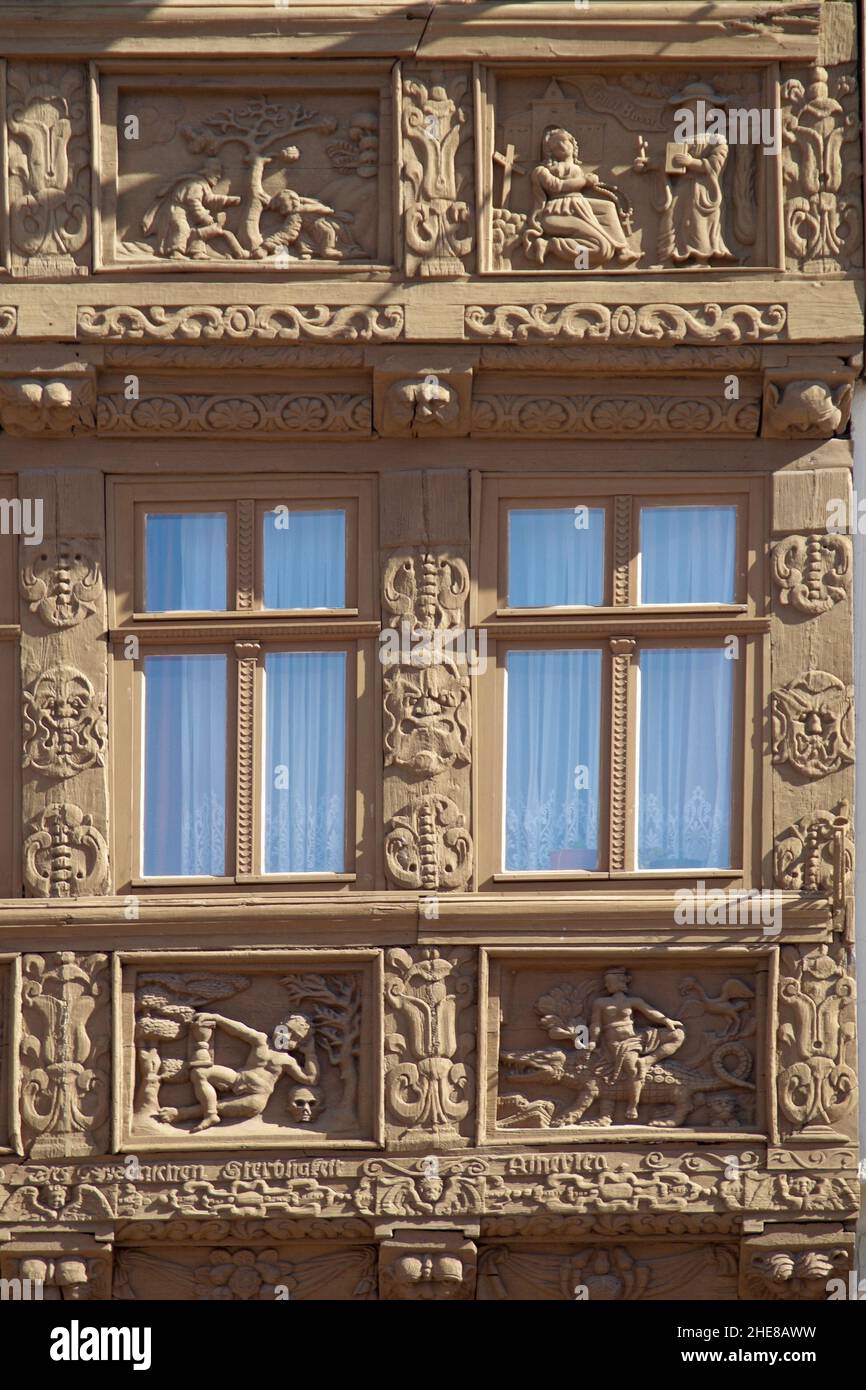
[
  {"x1": 0, "y1": 3, "x2": 823, "y2": 61},
  {"x1": 96, "y1": 391, "x2": 372, "y2": 437}
]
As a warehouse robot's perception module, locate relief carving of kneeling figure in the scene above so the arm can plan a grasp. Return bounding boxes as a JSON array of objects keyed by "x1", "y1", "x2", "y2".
[{"x1": 523, "y1": 126, "x2": 640, "y2": 269}]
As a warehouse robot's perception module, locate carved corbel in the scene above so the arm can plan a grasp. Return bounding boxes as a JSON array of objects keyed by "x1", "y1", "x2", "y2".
[
  {"x1": 379, "y1": 1231, "x2": 477, "y2": 1300},
  {"x1": 0, "y1": 1240, "x2": 112, "y2": 1300},
  {"x1": 762, "y1": 370, "x2": 854, "y2": 438},
  {"x1": 373, "y1": 358, "x2": 473, "y2": 439},
  {"x1": 739, "y1": 1226, "x2": 853, "y2": 1300},
  {"x1": 0, "y1": 374, "x2": 96, "y2": 435}
]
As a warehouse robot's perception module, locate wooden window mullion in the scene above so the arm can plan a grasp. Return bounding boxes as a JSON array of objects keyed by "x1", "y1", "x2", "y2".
[{"x1": 234, "y1": 640, "x2": 260, "y2": 878}]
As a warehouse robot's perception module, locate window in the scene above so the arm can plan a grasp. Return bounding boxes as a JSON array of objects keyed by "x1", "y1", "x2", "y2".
[
  {"x1": 478, "y1": 476, "x2": 762, "y2": 885},
  {"x1": 110, "y1": 478, "x2": 376, "y2": 889}
]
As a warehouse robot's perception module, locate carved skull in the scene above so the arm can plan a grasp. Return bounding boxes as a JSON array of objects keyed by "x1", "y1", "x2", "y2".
[{"x1": 287, "y1": 1086, "x2": 321, "y2": 1124}]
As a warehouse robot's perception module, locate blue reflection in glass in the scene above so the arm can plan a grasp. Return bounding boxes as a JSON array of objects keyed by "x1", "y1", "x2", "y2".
[
  {"x1": 145, "y1": 513, "x2": 227, "y2": 612},
  {"x1": 640, "y1": 505, "x2": 737, "y2": 604},
  {"x1": 264, "y1": 651, "x2": 346, "y2": 873},
  {"x1": 143, "y1": 654, "x2": 226, "y2": 876},
  {"x1": 505, "y1": 649, "x2": 601, "y2": 871},
  {"x1": 263, "y1": 509, "x2": 346, "y2": 609},
  {"x1": 508, "y1": 507, "x2": 605, "y2": 607},
  {"x1": 638, "y1": 648, "x2": 733, "y2": 869}
]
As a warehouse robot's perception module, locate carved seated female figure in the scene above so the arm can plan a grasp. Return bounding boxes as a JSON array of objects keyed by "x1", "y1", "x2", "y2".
[{"x1": 523, "y1": 126, "x2": 640, "y2": 269}]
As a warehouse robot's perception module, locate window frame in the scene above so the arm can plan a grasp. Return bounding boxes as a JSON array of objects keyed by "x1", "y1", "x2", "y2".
[
  {"x1": 108, "y1": 476, "x2": 378, "y2": 893},
  {"x1": 475, "y1": 473, "x2": 765, "y2": 890}
]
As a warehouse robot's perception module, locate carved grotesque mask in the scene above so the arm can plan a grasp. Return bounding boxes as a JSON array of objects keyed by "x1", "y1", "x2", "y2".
[
  {"x1": 383, "y1": 662, "x2": 470, "y2": 775},
  {"x1": 23, "y1": 665, "x2": 107, "y2": 776}
]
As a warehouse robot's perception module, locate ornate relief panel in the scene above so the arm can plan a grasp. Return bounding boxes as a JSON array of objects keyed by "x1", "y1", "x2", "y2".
[
  {"x1": 4, "y1": 63, "x2": 91, "y2": 276},
  {"x1": 116, "y1": 953, "x2": 382, "y2": 1151},
  {"x1": 477, "y1": 1241, "x2": 739, "y2": 1301},
  {"x1": 479, "y1": 67, "x2": 776, "y2": 274},
  {"x1": 20, "y1": 952, "x2": 110, "y2": 1158},
  {"x1": 485, "y1": 952, "x2": 768, "y2": 1141},
  {"x1": 113, "y1": 1243, "x2": 376, "y2": 1300},
  {"x1": 95, "y1": 69, "x2": 393, "y2": 272}
]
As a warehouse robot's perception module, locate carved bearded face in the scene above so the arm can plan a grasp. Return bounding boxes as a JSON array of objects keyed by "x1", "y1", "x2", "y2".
[
  {"x1": 383, "y1": 663, "x2": 470, "y2": 775},
  {"x1": 22, "y1": 665, "x2": 107, "y2": 775}
]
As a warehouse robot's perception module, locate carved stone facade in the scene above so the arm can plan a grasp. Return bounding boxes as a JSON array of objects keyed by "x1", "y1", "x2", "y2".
[{"x1": 0, "y1": 0, "x2": 860, "y2": 1307}]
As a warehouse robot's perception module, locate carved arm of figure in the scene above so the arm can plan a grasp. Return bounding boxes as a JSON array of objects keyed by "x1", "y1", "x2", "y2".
[
  {"x1": 279, "y1": 1039, "x2": 320, "y2": 1086},
  {"x1": 629, "y1": 997, "x2": 678, "y2": 1030},
  {"x1": 195, "y1": 1012, "x2": 265, "y2": 1047}
]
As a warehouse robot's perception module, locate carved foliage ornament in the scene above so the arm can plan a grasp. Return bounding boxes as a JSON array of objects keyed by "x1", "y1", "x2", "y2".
[
  {"x1": 771, "y1": 671, "x2": 854, "y2": 778},
  {"x1": 23, "y1": 666, "x2": 107, "y2": 778},
  {"x1": 20, "y1": 952, "x2": 110, "y2": 1156},
  {"x1": 782, "y1": 65, "x2": 862, "y2": 273},
  {"x1": 20, "y1": 540, "x2": 103, "y2": 629},
  {"x1": 778, "y1": 945, "x2": 856, "y2": 1136},
  {"x1": 465, "y1": 302, "x2": 787, "y2": 344},
  {"x1": 774, "y1": 800, "x2": 853, "y2": 896},
  {"x1": 384, "y1": 796, "x2": 473, "y2": 892},
  {"x1": 6, "y1": 63, "x2": 90, "y2": 267},
  {"x1": 383, "y1": 550, "x2": 469, "y2": 633},
  {"x1": 23, "y1": 804, "x2": 110, "y2": 898},
  {"x1": 384, "y1": 948, "x2": 474, "y2": 1139},
  {"x1": 402, "y1": 72, "x2": 473, "y2": 276},
  {"x1": 771, "y1": 533, "x2": 851, "y2": 615},
  {"x1": 77, "y1": 304, "x2": 404, "y2": 343}
]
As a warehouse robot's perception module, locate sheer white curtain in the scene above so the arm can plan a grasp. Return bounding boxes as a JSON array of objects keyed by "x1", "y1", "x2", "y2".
[
  {"x1": 508, "y1": 507, "x2": 605, "y2": 607},
  {"x1": 263, "y1": 509, "x2": 346, "y2": 609},
  {"x1": 638, "y1": 648, "x2": 733, "y2": 869},
  {"x1": 145, "y1": 512, "x2": 227, "y2": 611},
  {"x1": 639, "y1": 505, "x2": 737, "y2": 604},
  {"x1": 264, "y1": 651, "x2": 346, "y2": 873},
  {"x1": 505, "y1": 649, "x2": 601, "y2": 871},
  {"x1": 143, "y1": 654, "x2": 227, "y2": 876}
]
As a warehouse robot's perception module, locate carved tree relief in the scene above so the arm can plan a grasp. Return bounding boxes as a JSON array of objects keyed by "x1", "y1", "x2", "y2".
[{"x1": 782, "y1": 64, "x2": 862, "y2": 272}]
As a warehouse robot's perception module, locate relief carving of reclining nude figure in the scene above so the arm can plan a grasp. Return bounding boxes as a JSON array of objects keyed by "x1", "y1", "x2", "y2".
[{"x1": 131, "y1": 969, "x2": 362, "y2": 1140}]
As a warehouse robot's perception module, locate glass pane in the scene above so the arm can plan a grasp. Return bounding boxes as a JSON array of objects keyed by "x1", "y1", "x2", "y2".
[
  {"x1": 508, "y1": 507, "x2": 605, "y2": 607},
  {"x1": 263, "y1": 509, "x2": 346, "y2": 609},
  {"x1": 144, "y1": 512, "x2": 227, "y2": 612},
  {"x1": 638, "y1": 648, "x2": 733, "y2": 869},
  {"x1": 143, "y1": 655, "x2": 226, "y2": 876},
  {"x1": 640, "y1": 505, "x2": 737, "y2": 604},
  {"x1": 505, "y1": 649, "x2": 601, "y2": 871},
  {"x1": 264, "y1": 652, "x2": 346, "y2": 873}
]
